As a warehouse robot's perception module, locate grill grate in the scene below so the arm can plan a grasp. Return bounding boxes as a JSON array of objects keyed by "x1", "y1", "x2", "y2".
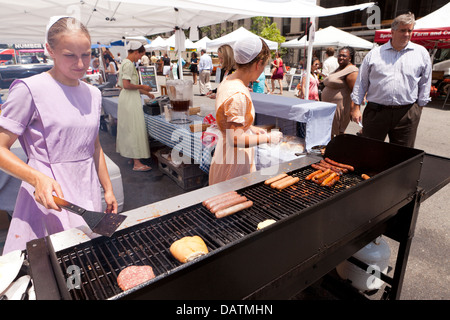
[{"x1": 56, "y1": 165, "x2": 363, "y2": 300}]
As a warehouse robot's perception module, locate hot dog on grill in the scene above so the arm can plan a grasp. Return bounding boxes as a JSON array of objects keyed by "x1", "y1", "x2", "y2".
[
  {"x1": 319, "y1": 160, "x2": 347, "y2": 174},
  {"x1": 276, "y1": 176, "x2": 300, "y2": 190},
  {"x1": 306, "y1": 169, "x2": 322, "y2": 180},
  {"x1": 311, "y1": 163, "x2": 329, "y2": 172},
  {"x1": 320, "y1": 172, "x2": 337, "y2": 186},
  {"x1": 324, "y1": 158, "x2": 354, "y2": 172},
  {"x1": 215, "y1": 200, "x2": 253, "y2": 219},
  {"x1": 325, "y1": 175, "x2": 340, "y2": 187},
  {"x1": 264, "y1": 173, "x2": 287, "y2": 185},
  {"x1": 270, "y1": 176, "x2": 293, "y2": 189},
  {"x1": 210, "y1": 195, "x2": 248, "y2": 214},
  {"x1": 312, "y1": 169, "x2": 331, "y2": 180},
  {"x1": 361, "y1": 174, "x2": 370, "y2": 180},
  {"x1": 206, "y1": 193, "x2": 242, "y2": 210},
  {"x1": 202, "y1": 191, "x2": 237, "y2": 207}
]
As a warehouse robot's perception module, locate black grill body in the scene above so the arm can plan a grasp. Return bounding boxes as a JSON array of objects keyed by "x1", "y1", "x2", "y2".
[{"x1": 26, "y1": 135, "x2": 437, "y2": 300}]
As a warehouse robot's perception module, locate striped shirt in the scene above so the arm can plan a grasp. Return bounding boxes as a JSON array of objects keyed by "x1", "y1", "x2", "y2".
[{"x1": 351, "y1": 40, "x2": 432, "y2": 107}]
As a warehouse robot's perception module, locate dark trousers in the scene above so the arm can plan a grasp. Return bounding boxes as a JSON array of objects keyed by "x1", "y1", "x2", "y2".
[{"x1": 362, "y1": 102, "x2": 422, "y2": 148}]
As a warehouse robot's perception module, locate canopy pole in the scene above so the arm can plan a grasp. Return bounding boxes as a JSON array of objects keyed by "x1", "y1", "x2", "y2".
[{"x1": 304, "y1": 18, "x2": 315, "y2": 100}]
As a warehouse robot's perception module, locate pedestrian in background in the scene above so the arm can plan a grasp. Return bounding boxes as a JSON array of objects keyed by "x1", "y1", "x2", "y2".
[
  {"x1": 322, "y1": 46, "x2": 358, "y2": 137},
  {"x1": 208, "y1": 44, "x2": 236, "y2": 99},
  {"x1": 198, "y1": 49, "x2": 213, "y2": 96},
  {"x1": 351, "y1": 12, "x2": 432, "y2": 147},
  {"x1": 270, "y1": 51, "x2": 284, "y2": 94},
  {"x1": 321, "y1": 47, "x2": 339, "y2": 78},
  {"x1": 116, "y1": 41, "x2": 155, "y2": 172},
  {"x1": 190, "y1": 52, "x2": 199, "y2": 84}
]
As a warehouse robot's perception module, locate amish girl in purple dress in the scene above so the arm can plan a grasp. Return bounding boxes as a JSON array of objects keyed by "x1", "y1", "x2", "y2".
[{"x1": 0, "y1": 17, "x2": 118, "y2": 253}]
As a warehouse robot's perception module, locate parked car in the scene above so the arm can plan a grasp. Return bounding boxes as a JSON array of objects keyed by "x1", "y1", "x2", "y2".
[{"x1": 0, "y1": 62, "x2": 53, "y2": 89}]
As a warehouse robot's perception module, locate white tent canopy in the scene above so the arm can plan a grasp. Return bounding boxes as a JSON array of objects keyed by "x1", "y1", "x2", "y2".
[
  {"x1": 0, "y1": 0, "x2": 374, "y2": 45},
  {"x1": 194, "y1": 36, "x2": 213, "y2": 52},
  {"x1": 144, "y1": 36, "x2": 168, "y2": 52},
  {"x1": 206, "y1": 27, "x2": 279, "y2": 51},
  {"x1": 281, "y1": 26, "x2": 375, "y2": 50},
  {"x1": 414, "y1": 2, "x2": 450, "y2": 29},
  {"x1": 0, "y1": 0, "x2": 374, "y2": 81},
  {"x1": 165, "y1": 34, "x2": 198, "y2": 50},
  {"x1": 124, "y1": 36, "x2": 150, "y2": 44}
]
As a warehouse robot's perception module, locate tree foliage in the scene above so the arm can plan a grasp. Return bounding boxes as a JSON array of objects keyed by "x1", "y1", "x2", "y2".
[{"x1": 251, "y1": 17, "x2": 286, "y2": 55}]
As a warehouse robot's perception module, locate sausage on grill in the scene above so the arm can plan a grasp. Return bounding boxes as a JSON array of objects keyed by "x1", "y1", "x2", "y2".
[
  {"x1": 306, "y1": 169, "x2": 322, "y2": 180},
  {"x1": 270, "y1": 176, "x2": 293, "y2": 189},
  {"x1": 206, "y1": 193, "x2": 242, "y2": 210},
  {"x1": 202, "y1": 191, "x2": 237, "y2": 207},
  {"x1": 324, "y1": 158, "x2": 354, "y2": 172},
  {"x1": 210, "y1": 196, "x2": 248, "y2": 214},
  {"x1": 321, "y1": 172, "x2": 337, "y2": 186},
  {"x1": 215, "y1": 200, "x2": 253, "y2": 219},
  {"x1": 311, "y1": 163, "x2": 329, "y2": 171},
  {"x1": 319, "y1": 160, "x2": 347, "y2": 174},
  {"x1": 264, "y1": 173, "x2": 287, "y2": 185},
  {"x1": 276, "y1": 177, "x2": 300, "y2": 190}
]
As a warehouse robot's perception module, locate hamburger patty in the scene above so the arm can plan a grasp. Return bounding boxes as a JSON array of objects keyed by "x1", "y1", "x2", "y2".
[{"x1": 117, "y1": 265, "x2": 155, "y2": 291}]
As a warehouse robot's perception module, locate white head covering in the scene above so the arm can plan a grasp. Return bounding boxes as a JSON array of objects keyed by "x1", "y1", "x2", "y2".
[
  {"x1": 127, "y1": 40, "x2": 143, "y2": 51},
  {"x1": 233, "y1": 36, "x2": 263, "y2": 64},
  {"x1": 44, "y1": 15, "x2": 69, "y2": 56}
]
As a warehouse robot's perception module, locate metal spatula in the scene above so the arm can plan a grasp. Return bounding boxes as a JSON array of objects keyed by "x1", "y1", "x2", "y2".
[{"x1": 53, "y1": 196, "x2": 126, "y2": 237}]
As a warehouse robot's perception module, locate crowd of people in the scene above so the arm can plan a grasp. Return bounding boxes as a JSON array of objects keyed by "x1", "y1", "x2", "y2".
[{"x1": 0, "y1": 12, "x2": 433, "y2": 252}]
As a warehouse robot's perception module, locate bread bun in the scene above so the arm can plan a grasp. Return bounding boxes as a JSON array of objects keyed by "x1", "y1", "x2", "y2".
[
  {"x1": 257, "y1": 219, "x2": 276, "y2": 230},
  {"x1": 170, "y1": 236, "x2": 209, "y2": 263}
]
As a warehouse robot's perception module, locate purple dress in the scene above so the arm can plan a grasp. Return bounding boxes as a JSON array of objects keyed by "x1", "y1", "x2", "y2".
[{"x1": 0, "y1": 72, "x2": 102, "y2": 253}]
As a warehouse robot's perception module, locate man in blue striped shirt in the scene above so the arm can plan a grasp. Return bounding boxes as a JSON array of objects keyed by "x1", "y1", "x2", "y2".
[{"x1": 351, "y1": 12, "x2": 432, "y2": 147}]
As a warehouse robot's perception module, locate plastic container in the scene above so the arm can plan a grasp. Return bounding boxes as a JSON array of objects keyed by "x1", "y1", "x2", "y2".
[
  {"x1": 166, "y1": 79, "x2": 193, "y2": 124},
  {"x1": 336, "y1": 236, "x2": 391, "y2": 291}
]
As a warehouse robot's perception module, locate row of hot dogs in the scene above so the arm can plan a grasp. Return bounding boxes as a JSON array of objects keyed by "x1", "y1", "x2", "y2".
[
  {"x1": 202, "y1": 191, "x2": 253, "y2": 219},
  {"x1": 306, "y1": 157, "x2": 369, "y2": 187}
]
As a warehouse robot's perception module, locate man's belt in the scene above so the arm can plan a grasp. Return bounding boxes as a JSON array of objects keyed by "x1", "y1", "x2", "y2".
[{"x1": 367, "y1": 101, "x2": 414, "y2": 110}]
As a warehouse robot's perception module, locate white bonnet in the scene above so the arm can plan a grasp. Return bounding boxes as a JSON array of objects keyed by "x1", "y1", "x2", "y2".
[
  {"x1": 44, "y1": 16, "x2": 69, "y2": 55},
  {"x1": 127, "y1": 40, "x2": 143, "y2": 51},
  {"x1": 233, "y1": 36, "x2": 263, "y2": 64}
]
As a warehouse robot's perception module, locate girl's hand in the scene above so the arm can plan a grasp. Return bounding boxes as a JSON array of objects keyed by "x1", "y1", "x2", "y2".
[
  {"x1": 268, "y1": 131, "x2": 283, "y2": 145},
  {"x1": 103, "y1": 190, "x2": 118, "y2": 214},
  {"x1": 33, "y1": 173, "x2": 64, "y2": 211}
]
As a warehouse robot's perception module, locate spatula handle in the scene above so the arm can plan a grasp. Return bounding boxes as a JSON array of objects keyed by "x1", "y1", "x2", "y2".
[{"x1": 52, "y1": 196, "x2": 85, "y2": 215}]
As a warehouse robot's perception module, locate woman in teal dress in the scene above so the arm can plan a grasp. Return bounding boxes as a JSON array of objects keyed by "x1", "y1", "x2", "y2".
[{"x1": 116, "y1": 41, "x2": 155, "y2": 171}]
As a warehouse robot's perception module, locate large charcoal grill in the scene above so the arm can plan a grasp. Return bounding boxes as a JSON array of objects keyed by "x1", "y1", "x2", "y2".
[{"x1": 26, "y1": 135, "x2": 450, "y2": 300}]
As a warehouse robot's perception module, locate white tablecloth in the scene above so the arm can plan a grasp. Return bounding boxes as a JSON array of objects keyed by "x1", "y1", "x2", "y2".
[
  {"x1": 251, "y1": 92, "x2": 336, "y2": 150},
  {"x1": 102, "y1": 95, "x2": 147, "y2": 119}
]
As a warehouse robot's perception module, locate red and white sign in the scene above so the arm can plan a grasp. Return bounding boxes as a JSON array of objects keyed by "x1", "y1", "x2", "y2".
[{"x1": 374, "y1": 27, "x2": 450, "y2": 48}]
